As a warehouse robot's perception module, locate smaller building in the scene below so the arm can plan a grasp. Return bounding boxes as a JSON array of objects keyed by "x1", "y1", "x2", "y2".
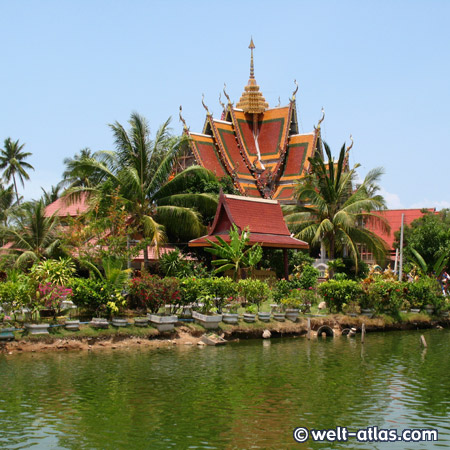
[{"x1": 189, "y1": 192, "x2": 309, "y2": 278}]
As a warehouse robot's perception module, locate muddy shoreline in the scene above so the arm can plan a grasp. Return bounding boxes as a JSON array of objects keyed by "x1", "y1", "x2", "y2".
[{"x1": 1, "y1": 315, "x2": 449, "y2": 355}]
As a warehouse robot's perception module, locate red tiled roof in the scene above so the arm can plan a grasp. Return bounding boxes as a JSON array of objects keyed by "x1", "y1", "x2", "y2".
[
  {"x1": 44, "y1": 193, "x2": 90, "y2": 217},
  {"x1": 133, "y1": 246, "x2": 195, "y2": 262},
  {"x1": 189, "y1": 193, "x2": 309, "y2": 249},
  {"x1": 365, "y1": 208, "x2": 436, "y2": 251}
]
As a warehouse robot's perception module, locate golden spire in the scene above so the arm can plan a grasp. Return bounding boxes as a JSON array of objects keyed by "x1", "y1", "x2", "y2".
[{"x1": 236, "y1": 38, "x2": 268, "y2": 114}]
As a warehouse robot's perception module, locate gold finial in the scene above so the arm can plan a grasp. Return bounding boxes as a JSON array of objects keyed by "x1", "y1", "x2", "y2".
[
  {"x1": 179, "y1": 105, "x2": 188, "y2": 130},
  {"x1": 219, "y1": 93, "x2": 226, "y2": 112},
  {"x1": 223, "y1": 83, "x2": 232, "y2": 105},
  {"x1": 347, "y1": 134, "x2": 354, "y2": 152},
  {"x1": 202, "y1": 94, "x2": 211, "y2": 115},
  {"x1": 249, "y1": 37, "x2": 255, "y2": 79},
  {"x1": 291, "y1": 79, "x2": 299, "y2": 101},
  {"x1": 236, "y1": 39, "x2": 268, "y2": 114},
  {"x1": 317, "y1": 107, "x2": 325, "y2": 129}
]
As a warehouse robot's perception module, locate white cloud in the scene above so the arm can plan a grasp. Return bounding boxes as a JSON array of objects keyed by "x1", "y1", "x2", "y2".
[
  {"x1": 409, "y1": 199, "x2": 450, "y2": 210},
  {"x1": 379, "y1": 188, "x2": 403, "y2": 209}
]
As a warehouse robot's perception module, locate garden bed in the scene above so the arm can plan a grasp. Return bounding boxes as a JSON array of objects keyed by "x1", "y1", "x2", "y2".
[{"x1": 1, "y1": 313, "x2": 449, "y2": 354}]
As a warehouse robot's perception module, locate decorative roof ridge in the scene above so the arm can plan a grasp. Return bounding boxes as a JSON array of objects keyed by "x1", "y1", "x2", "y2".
[
  {"x1": 207, "y1": 116, "x2": 246, "y2": 195},
  {"x1": 189, "y1": 132, "x2": 213, "y2": 138},
  {"x1": 213, "y1": 119, "x2": 233, "y2": 125},
  {"x1": 224, "y1": 194, "x2": 278, "y2": 204},
  {"x1": 289, "y1": 131, "x2": 316, "y2": 137},
  {"x1": 228, "y1": 106, "x2": 257, "y2": 183},
  {"x1": 269, "y1": 100, "x2": 295, "y2": 196}
]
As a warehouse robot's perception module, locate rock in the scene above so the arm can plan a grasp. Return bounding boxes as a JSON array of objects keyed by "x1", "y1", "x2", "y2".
[
  {"x1": 436, "y1": 325, "x2": 443, "y2": 329},
  {"x1": 197, "y1": 341, "x2": 206, "y2": 346},
  {"x1": 318, "y1": 301, "x2": 327, "y2": 310},
  {"x1": 262, "y1": 330, "x2": 271, "y2": 339}
]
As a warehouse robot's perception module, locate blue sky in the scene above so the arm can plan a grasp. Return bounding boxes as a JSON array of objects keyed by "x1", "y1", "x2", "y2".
[{"x1": 1, "y1": 0, "x2": 449, "y2": 209}]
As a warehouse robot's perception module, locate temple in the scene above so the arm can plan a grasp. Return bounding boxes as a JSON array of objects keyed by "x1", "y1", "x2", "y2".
[{"x1": 180, "y1": 39, "x2": 324, "y2": 202}]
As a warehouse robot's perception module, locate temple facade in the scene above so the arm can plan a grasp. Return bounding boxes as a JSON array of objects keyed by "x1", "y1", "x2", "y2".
[{"x1": 180, "y1": 40, "x2": 324, "y2": 202}]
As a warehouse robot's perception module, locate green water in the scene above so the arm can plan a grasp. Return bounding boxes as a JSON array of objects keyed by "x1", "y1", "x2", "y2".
[{"x1": 1, "y1": 329, "x2": 449, "y2": 449}]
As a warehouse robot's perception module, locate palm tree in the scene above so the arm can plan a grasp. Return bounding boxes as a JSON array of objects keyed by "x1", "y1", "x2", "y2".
[
  {"x1": 41, "y1": 185, "x2": 61, "y2": 206},
  {"x1": 66, "y1": 113, "x2": 218, "y2": 268},
  {"x1": 284, "y1": 142, "x2": 389, "y2": 270},
  {"x1": 2, "y1": 200, "x2": 61, "y2": 266},
  {"x1": 0, "y1": 138, "x2": 34, "y2": 204}
]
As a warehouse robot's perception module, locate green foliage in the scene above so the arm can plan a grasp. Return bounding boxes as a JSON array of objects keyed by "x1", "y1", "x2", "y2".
[
  {"x1": 128, "y1": 273, "x2": 180, "y2": 313},
  {"x1": 290, "y1": 264, "x2": 320, "y2": 289},
  {"x1": 284, "y1": 141, "x2": 389, "y2": 267},
  {"x1": 67, "y1": 277, "x2": 126, "y2": 317},
  {"x1": 260, "y1": 249, "x2": 313, "y2": 279},
  {"x1": 237, "y1": 279, "x2": 271, "y2": 309},
  {"x1": 159, "y1": 249, "x2": 207, "y2": 278},
  {"x1": 0, "y1": 276, "x2": 33, "y2": 316},
  {"x1": 280, "y1": 288, "x2": 321, "y2": 310},
  {"x1": 30, "y1": 258, "x2": 76, "y2": 286},
  {"x1": 205, "y1": 225, "x2": 263, "y2": 280},
  {"x1": 362, "y1": 280, "x2": 405, "y2": 315},
  {"x1": 406, "y1": 277, "x2": 443, "y2": 311},
  {"x1": 396, "y1": 210, "x2": 450, "y2": 273},
  {"x1": 318, "y1": 280, "x2": 363, "y2": 313}
]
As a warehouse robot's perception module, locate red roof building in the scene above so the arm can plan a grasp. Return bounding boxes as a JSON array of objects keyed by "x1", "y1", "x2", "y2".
[
  {"x1": 363, "y1": 208, "x2": 436, "y2": 261},
  {"x1": 44, "y1": 193, "x2": 90, "y2": 218},
  {"x1": 181, "y1": 40, "x2": 324, "y2": 202},
  {"x1": 189, "y1": 193, "x2": 309, "y2": 278}
]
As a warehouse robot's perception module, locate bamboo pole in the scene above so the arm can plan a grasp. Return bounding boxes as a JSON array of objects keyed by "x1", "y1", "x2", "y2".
[
  {"x1": 361, "y1": 323, "x2": 366, "y2": 344},
  {"x1": 307, "y1": 318, "x2": 311, "y2": 340},
  {"x1": 420, "y1": 335, "x2": 428, "y2": 348}
]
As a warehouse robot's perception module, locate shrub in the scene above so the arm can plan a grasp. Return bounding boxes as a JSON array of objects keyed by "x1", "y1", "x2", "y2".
[
  {"x1": 363, "y1": 280, "x2": 405, "y2": 315},
  {"x1": 318, "y1": 280, "x2": 363, "y2": 313},
  {"x1": 406, "y1": 277, "x2": 443, "y2": 311},
  {"x1": 129, "y1": 273, "x2": 180, "y2": 313},
  {"x1": 200, "y1": 277, "x2": 237, "y2": 312},
  {"x1": 67, "y1": 277, "x2": 125, "y2": 317},
  {"x1": 281, "y1": 288, "x2": 321, "y2": 311},
  {"x1": 237, "y1": 279, "x2": 271, "y2": 310},
  {"x1": 30, "y1": 258, "x2": 76, "y2": 286},
  {"x1": 0, "y1": 276, "x2": 34, "y2": 319},
  {"x1": 290, "y1": 264, "x2": 320, "y2": 289}
]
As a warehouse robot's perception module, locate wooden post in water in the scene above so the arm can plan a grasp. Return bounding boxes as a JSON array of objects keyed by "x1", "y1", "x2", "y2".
[
  {"x1": 361, "y1": 323, "x2": 366, "y2": 344},
  {"x1": 307, "y1": 318, "x2": 311, "y2": 340},
  {"x1": 420, "y1": 335, "x2": 428, "y2": 348}
]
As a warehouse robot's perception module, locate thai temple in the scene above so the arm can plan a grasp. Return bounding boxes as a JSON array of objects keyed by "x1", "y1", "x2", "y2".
[{"x1": 180, "y1": 39, "x2": 325, "y2": 202}]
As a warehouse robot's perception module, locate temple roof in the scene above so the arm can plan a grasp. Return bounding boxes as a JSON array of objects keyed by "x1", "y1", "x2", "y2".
[
  {"x1": 189, "y1": 193, "x2": 309, "y2": 249},
  {"x1": 183, "y1": 40, "x2": 323, "y2": 201}
]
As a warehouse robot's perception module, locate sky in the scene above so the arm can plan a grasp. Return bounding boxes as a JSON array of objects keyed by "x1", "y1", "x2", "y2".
[{"x1": 1, "y1": 0, "x2": 449, "y2": 209}]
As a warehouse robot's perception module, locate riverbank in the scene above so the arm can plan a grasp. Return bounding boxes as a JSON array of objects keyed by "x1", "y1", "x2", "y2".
[{"x1": 2, "y1": 312, "x2": 449, "y2": 355}]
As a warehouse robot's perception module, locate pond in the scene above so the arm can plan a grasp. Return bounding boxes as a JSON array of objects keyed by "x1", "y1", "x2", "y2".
[{"x1": 1, "y1": 329, "x2": 449, "y2": 449}]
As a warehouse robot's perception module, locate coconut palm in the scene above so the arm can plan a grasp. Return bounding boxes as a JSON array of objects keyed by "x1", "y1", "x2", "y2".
[
  {"x1": 41, "y1": 185, "x2": 61, "y2": 206},
  {"x1": 65, "y1": 113, "x2": 218, "y2": 267},
  {"x1": 2, "y1": 200, "x2": 61, "y2": 266},
  {"x1": 0, "y1": 138, "x2": 34, "y2": 204},
  {"x1": 284, "y1": 142, "x2": 389, "y2": 269}
]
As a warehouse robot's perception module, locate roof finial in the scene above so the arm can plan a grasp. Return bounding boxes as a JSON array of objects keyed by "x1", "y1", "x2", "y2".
[
  {"x1": 317, "y1": 107, "x2": 325, "y2": 129},
  {"x1": 223, "y1": 83, "x2": 232, "y2": 105},
  {"x1": 347, "y1": 134, "x2": 354, "y2": 152},
  {"x1": 219, "y1": 93, "x2": 226, "y2": 112},
  {"x1": 291, "y1": 79, "x2": 299, "y2": 101},
  {"x1": 277, "y1": 96, "x2": 281, "y2": 107},
  {"x1": 202, "y1": 94, "x2": 211, "y2": 115},
  {"x1": 249, "y1": 37, "x2": 255, "y2": 79},
  {"x1": 179, "y1": 105, "x2": 188, "y2": 130}
]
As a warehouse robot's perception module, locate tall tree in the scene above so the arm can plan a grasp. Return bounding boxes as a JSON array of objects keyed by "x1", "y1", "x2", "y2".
[
  {"x1": 284, "y1": 142, "x2": 389, "y2": 269},
  {"x1": 66, "y1": 113, "x2": 218, "y2": 267},
  {"x1": 41, "y1": 185, "x2": 61, "y2": 206},
  {"x1": 0, "y1": 138, "x2": 34, "y2": 204}
]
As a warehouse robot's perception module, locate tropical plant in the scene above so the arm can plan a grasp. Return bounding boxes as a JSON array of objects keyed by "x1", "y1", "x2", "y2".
[
  {"x1": 237, "y1": 278, "x2": 271, "y2": 310},
  {"x1": 318, "y1": 279, "x2": 363, "y2": 313},
  {"x1": 205, "y1": 225, "x2": 263, "y2": 280},
  {"x1": 30, "y1": 257, "x2": 76, "y2": 286},
  {"x1": 2, "y1": 200, "x2": 61, "y2": 266},
  {"x1": 64, "y1": 113, "x2": 218, "y2": 267},
  {"x1": 410, "y1": 248, "x2": 448, "y2": 277},
  {"x1": 284, "y1": 142, "x2": 389, "y2": 271},
  {"x1": 41, "y1": 185, "x2": 61, "y2": 206},
  {"x1": 0, "y1": 138, "x2": 34, "y2": 204}
]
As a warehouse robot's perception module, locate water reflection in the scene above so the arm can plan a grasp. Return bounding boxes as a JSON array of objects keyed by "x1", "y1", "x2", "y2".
[{"x1": 0, "y1": 329, "x2": 449, "y2": 449}]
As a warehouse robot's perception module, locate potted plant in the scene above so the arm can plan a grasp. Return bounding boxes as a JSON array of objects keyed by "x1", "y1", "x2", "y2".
[
  {"x1": 238, "y1": 279, "x2": 271, "y2": 322},
  {"x1": 243, "y1": 304, "x2": 257, "y2": 323},
  {"x1": 192, "y1": 295, "x2": 223, "y2": 329},
  {"x1": 280, "y1": 292, "x2": 301, "y2": 322},
  {"x1": 134, "y1": 276, "x2": 180, "y2": 332},
  {"x1": 222, "y1": 298, "x2": 240, "y2": 324}
]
